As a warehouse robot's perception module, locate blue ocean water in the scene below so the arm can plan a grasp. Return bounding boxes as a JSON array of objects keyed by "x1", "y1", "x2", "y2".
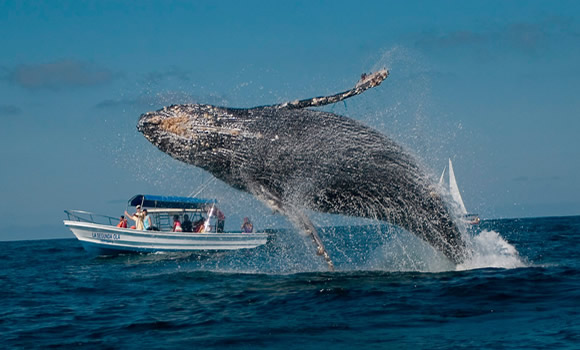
[{"x1": 1, "y1": 216, "x2": 578, "y2": 349}]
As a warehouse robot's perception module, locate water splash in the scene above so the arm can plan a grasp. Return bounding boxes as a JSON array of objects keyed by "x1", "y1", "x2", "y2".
[
  {"x1": 457, "y1": 230, "x2": 526, "y2": 270},
  {"x1": 97, "y1": 222, "x2": 526, "y2": 275},
  {"x1": 350, "y1": 224, "x2": 526, "y2": 273},
  {"x1": 366, "y1": 228, "x2": 456, "y2": 273}
]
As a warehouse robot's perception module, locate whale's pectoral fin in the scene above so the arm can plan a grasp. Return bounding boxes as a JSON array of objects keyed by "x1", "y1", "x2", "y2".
[
  {"x1": 250, "y1": 185, "x2": 335, "y2": 270},
  {"x1": 291, "y1": 211, "x2": 335, "y2": 271},
  {"x1": 254, "y1": 184, "x2": 285, "y2": 214},
  {"x1": 275, "y1": 69, "x2": 388, "y2": 110}
]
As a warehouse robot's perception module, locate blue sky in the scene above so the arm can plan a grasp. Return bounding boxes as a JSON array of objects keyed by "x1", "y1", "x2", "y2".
[{"x1": 1, "y1": 1, "x2": 579, "y2": 240}]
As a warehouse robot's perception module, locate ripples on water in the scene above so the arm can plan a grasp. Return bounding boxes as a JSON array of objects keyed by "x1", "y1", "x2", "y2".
[{"x1": 1, "y1": 216, "x2": 578, "y2": 349}]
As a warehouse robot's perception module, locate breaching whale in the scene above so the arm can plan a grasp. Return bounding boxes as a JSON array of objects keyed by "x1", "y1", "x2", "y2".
[{"x1": 137, "y1": 70, "x2": 468, "y2": 269}]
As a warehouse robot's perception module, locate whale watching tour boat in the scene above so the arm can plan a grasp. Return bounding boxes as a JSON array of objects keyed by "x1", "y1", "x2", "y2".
[{"x1": 64, "y1": 194, "x2": 268, "y2": 254}]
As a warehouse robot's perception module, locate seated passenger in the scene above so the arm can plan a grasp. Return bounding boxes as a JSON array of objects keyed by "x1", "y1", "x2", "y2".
[
  {"x1": 193, "y1": 217, "x2": 205, "y2": 233},
  {"x1": 172, "y1": 215, "x2": 183, "y2": 232},
  {"x1": 143, "y1": 209, "x2": 159, "y2": 231},
  {"x1": 117, "y1": 215, "x2": 128, "y2": 228},
  {"x1": 241, "y1": 217, "x2": 253, "y2": 233},
  {"x1": 182, "y1": 214, "x2": 193, "y2": 232}
]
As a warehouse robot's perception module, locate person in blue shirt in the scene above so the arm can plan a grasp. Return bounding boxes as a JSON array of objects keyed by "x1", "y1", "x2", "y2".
[{"x1": 143, "y1": 209, "x2": 158, "y2": 231}]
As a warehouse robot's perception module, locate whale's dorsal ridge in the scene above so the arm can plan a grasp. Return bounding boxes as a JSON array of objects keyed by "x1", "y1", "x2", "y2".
[{"x1": 272, "y1": 69, "x2": 389, "y2": 110}]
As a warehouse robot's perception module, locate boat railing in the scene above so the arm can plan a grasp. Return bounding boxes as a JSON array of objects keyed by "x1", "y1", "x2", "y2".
[{"x1": 64, "y1": 210, "x2": 118, "y2": 226}]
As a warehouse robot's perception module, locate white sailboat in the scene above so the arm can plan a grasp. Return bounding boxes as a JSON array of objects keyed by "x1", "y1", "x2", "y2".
[{"x1": 440, "y1": 159, "x2": 480, "y2": 224}]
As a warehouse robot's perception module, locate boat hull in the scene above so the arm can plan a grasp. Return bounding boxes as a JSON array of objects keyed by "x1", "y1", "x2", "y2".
[{"x1": 64, "y1": 221, "x2": 268, "y2": 254}]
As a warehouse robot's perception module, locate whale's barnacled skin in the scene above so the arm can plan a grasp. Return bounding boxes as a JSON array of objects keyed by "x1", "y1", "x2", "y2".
[{"x1": 138, "y1": 70, "x2": 467, "y2": 268}]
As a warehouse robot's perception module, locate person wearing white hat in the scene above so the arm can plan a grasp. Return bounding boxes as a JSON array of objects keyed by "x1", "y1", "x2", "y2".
[{"x1": 124, "y1": 205, "x2": 145, "y2": 230}]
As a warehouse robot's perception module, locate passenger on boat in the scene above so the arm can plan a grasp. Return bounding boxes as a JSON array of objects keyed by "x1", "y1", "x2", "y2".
[
  {"x1": 241, "y1": 217, "x2": 253, "y2": 233},
  {"x1": 116, "y1": 215, "x2": 128, "y2": 228},
  {"x1": 216, "y1": 209, "x2": 226, "y2": 233},
  {"x1": 125, "y1": 205, "x2": 145, "y2": 230},
  {"x1": 193, "y1": 217, "x2": 205, "y2": 233},
  {"x1": 143, "y1": 209, "x2": 159, "y2": 231},
  {"x1": 182, "y1": 214, "x2": 193, "y2": 232},
  {"x1": 172, "y1": 215, "x2": 183, "y2": 232}
]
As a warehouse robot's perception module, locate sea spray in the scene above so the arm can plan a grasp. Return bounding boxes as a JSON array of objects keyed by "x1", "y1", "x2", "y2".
[{"x1": 457, "y1": 230, "x2": 526, "y2": 270}]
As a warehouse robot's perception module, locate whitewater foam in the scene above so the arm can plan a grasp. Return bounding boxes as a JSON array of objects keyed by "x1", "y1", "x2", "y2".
[{"x1": 457, "y1": 230, "x2": 526, "y2": 270}]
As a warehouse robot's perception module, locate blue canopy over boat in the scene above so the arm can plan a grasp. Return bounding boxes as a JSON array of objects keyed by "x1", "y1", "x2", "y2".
[{"x1": 128, "y1": 194, "x2": 217, "y2": 209}]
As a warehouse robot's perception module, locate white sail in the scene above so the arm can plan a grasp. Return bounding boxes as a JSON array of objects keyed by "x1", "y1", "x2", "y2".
[
  {"x1": 439, "y1": 165, "x2": 447, "y2": 185},
  {"x1": 448, "y1": 159, "x2": 468, "y2": 215}
]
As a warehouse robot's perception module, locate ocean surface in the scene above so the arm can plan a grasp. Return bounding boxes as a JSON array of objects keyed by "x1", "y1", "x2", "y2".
[{"x1": 1, "y1": 216, "x2": 579, "y2": 349}]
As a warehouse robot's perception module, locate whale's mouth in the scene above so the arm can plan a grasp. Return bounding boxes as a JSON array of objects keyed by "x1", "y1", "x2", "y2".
[{"x1": 137, "y1": 112, "x2": 160, "y2": 134}]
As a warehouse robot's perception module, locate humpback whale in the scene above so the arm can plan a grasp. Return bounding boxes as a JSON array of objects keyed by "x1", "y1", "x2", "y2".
[{"x1": 137, "y1": 70, "x2": 468, "y2": 269}]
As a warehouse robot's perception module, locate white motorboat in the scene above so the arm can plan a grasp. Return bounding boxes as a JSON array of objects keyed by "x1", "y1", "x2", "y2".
[{"x1": 64, "y1": 194, "x2": 268, "y2": 254}]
